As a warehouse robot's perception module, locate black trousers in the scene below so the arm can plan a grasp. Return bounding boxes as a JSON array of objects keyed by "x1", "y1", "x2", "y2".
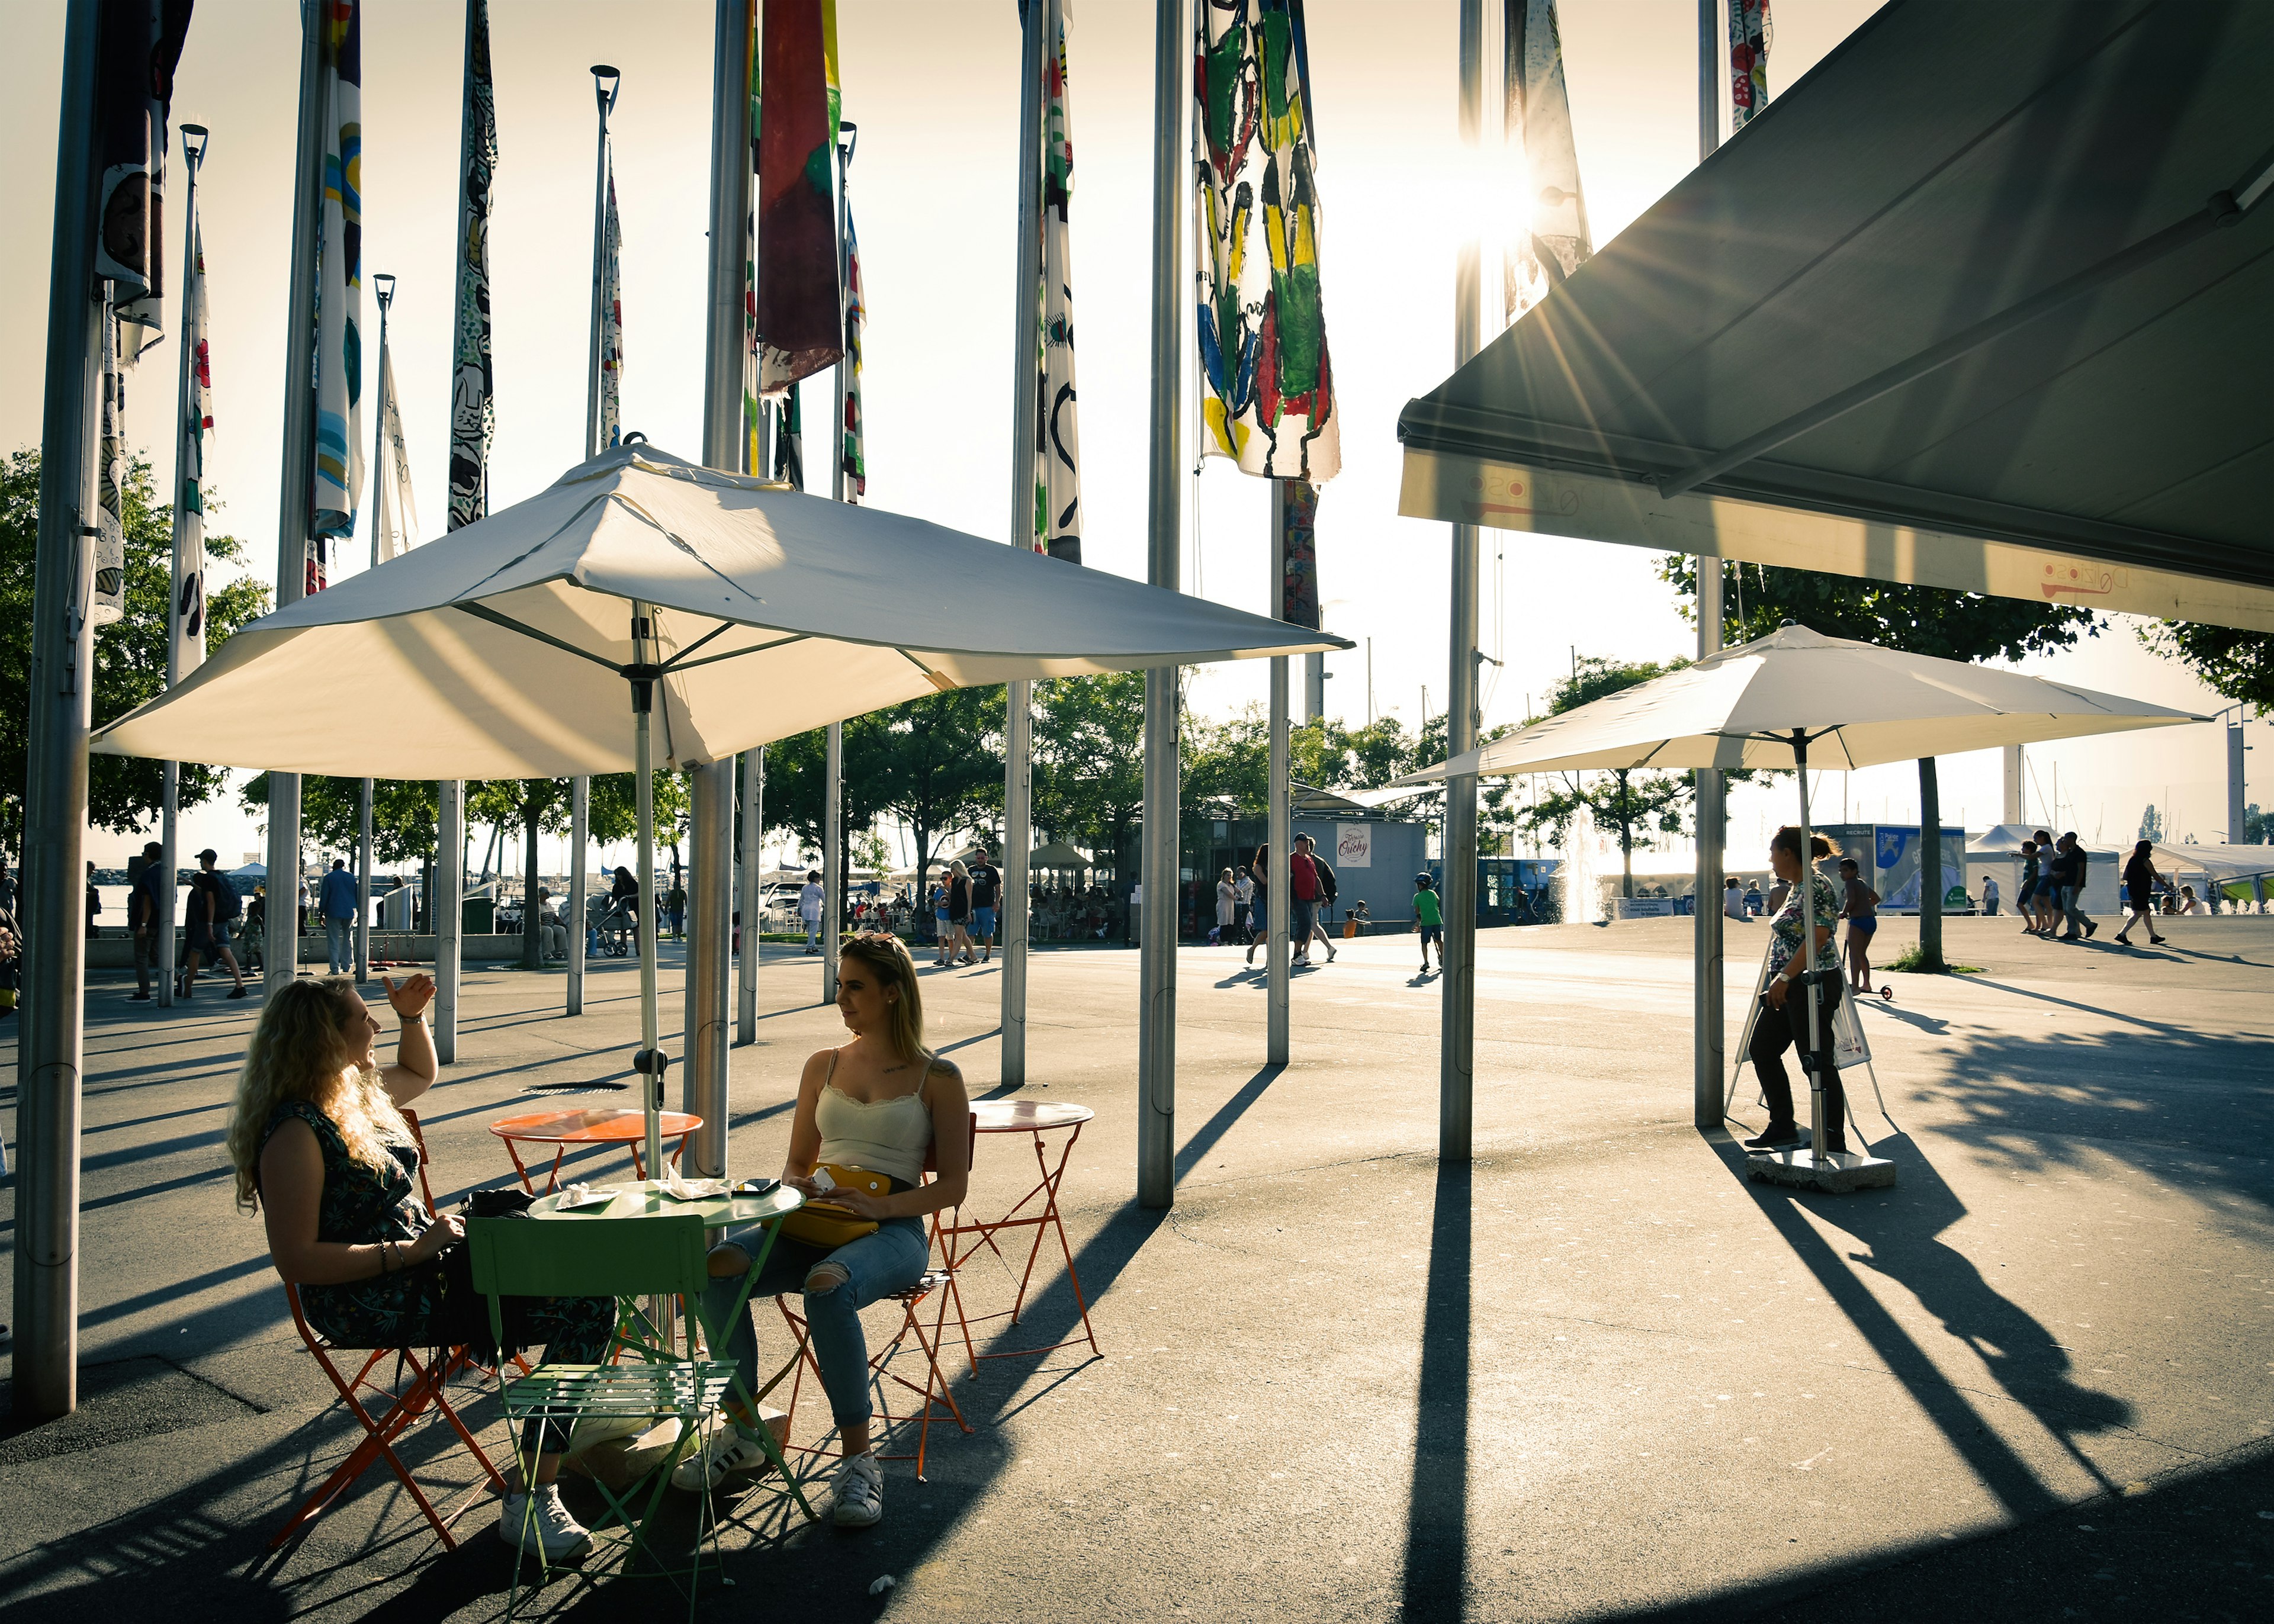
[{"x1": 1749, "y1": 992, "x2": 1848, "y2": 1148}]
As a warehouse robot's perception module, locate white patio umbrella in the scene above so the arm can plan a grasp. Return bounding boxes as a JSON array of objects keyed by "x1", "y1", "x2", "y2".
[
  {"x1": 1390, "y1": 623, "x2": 2206, "y2": 1181},
  {"x1": 97, "y1": 443, "x2": 1342, "y2": 1167}
]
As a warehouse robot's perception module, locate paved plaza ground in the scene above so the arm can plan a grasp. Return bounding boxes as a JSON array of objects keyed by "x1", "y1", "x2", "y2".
[{"x1": 3, "y1": 912, "x2": 2271, "y2": 1622}]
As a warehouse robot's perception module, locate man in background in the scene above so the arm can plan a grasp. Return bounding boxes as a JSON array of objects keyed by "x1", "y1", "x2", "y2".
[
  {"x1": 966, "y1": 849, "x2": 1001, "y2": 964},
  {"x1": 1289, "y1": 834, "x2": 1322, "y2": 968},
  {"x1": 128, "y1": 840, "x2": 168, "y2": 1002},
  {"x1": 319, "y1": 857, "x2": 359, "y2": 975}
]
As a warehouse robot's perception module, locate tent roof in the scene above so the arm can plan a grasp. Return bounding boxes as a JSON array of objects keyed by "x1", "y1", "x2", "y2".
[{"x1": 1396, "y1": 0, "x2": 2274, "y2": 631}]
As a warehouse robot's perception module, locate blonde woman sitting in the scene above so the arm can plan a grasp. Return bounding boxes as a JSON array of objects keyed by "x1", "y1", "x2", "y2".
[
  {"x1": 677, "y1": 932, "x2": 970, "y2": 1529},
  {"x1": 227, "y1": 975, "x2": 615, "y2": 1561}
]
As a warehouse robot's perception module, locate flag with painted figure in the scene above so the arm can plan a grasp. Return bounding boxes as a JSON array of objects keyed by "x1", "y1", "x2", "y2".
[
  {"x1": 600, "y1": 165, "x2": 625, "y2": 449},
  {"x1": 311, "y1": 0, "x2": 365, "y2": 572},
  {"x1": 171, "y1": 221, "x2": 214, "y2": 671},
  {"x1": 1034, "y1": 0, "x2": 1079, "y2": 559},
  {"x1": 371, "y1": 332, "x2": 418, "y2": 565},
  {"x1": 95, "y1": 0, "x2": 193, "y2": 357},
  {"x1": 838, "y1": 134, "x2": 865, "y2": 500},
  {"x1": 1194, "y1": 0, "x2": 1338, "y2": 483},
  {"x1": 449, "y1": 0, "x2": 499, "y2": 530},
  {"x1": 754, "y1": 0, "x2": 844, "y2": 394},
  {"x1": 94, "y1": 302, "x2": 127, "y2": 628},
  {"x1": 1729, "y1": 0, "x2": 1769, "y2": 131},
  {"x1": 1503, "y1": 0, "x2": 1592, "y2": 325}
]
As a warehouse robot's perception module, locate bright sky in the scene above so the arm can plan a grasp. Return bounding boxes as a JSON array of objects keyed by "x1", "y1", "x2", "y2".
[{"x1": 6, "y1": 1, "x2": 2258, "y2": 873}]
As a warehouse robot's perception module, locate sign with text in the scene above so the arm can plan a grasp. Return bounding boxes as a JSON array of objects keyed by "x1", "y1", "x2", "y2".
[{"x1": 1335, "y1": 824, "x2": 1372, "y2": 868}]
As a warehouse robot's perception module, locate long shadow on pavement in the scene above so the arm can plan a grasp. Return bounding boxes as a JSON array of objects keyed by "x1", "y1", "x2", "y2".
[{"x1": 1401, "y1": 1162, "x2": 1471, "y2": 1617}]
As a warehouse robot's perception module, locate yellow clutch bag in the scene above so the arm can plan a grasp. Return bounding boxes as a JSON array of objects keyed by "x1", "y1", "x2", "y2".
[{"x1": 779, "y1": 1164, "x2": 889, "y2": 1249}]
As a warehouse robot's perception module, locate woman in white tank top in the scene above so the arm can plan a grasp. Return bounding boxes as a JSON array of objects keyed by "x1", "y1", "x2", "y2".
[{"x1": 682, "y1": 932, "x2": 971, "y2": 1530}]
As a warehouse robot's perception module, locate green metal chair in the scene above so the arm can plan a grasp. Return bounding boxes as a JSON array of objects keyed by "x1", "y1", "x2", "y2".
[{"x1": 467, "y1": 1212, "x2": 735, "y2": 1618}]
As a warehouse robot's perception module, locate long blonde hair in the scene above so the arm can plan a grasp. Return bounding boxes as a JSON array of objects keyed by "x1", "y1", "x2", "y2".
[
  {"x1": 839, "y1": 931, "x2": 926, "y2": 1063},
  {"x1": 226, "y1": 976, "x2": 410, "y2": 1211}
]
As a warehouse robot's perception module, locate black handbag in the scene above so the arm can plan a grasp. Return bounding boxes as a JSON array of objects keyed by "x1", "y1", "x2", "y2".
[{"x1": 427, "y1": 1186, "x2": 538, "y2": 1363}]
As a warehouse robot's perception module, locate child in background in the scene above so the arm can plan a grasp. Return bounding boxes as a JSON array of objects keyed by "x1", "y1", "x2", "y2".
[{"x1": 1413, "y1": 872, "x2": 1444, "y2": 975}]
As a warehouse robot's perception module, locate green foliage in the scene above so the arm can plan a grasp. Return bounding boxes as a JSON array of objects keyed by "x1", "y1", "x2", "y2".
[
  {"x1": 1890, "y1": 943, "x2": 1981, "y2": 976},
  {"x1": 1512, "y1": 656, "x2": 1695, "y2": 895},
  {"x1": 0, "y1": 448, "x2": 269, "y2": 854},
  {"x1": 1034, "y1": 672, "x2": 1145, "y2": 867},
  {"x1": 2138, "y1": 621, "x2": 2274, "y2": 710},
  {"x1": 764, "y1": 689, "x2": 1003, "y2": 883}
]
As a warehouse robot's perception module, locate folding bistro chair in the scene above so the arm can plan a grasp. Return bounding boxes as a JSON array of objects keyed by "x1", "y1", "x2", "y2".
[
  {"x1": 468, "y1": 1212, "x2": 738, "y2": 1618},
  {"x1": 269, "y1": 1106, "x2": 499, "y2": 1551},
  {"x1": 271, "y1": 1285, "x2": 506, "y2": 1551},
  {"x1": 772, "y1": 1113, "x2": 978, "y2": 1480}
]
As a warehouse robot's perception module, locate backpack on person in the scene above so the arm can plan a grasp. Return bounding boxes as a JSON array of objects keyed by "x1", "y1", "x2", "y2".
[{"x1": 212, "y1": 877, "x2": 243, "y2": 920}]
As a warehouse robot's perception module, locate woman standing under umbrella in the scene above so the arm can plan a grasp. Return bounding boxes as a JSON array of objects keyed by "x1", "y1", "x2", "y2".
[{"x1": 1744, "y1": 827, "x2": 1848, "y2": 1156}]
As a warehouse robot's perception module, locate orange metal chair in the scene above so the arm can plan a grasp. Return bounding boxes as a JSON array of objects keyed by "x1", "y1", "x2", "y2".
[
  {"x1": 269, "y1": 1106, "x2": 508, "y2": 1551},
  {"x1": 770, "y1": 1112, "x2": 978, "y2": 1479}
]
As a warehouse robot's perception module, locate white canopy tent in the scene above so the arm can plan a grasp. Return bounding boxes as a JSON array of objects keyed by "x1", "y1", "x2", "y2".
[{"x1": 96, "y1": 443, "x2": 1342, "y2": 1172}]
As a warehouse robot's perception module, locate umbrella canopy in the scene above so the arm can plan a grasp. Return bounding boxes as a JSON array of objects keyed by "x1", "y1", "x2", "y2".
[
  {"x1": 1030, "y1": 840, "x2": 1093, "y2": 867},
  {"x1": 94, "y1": 443, "x2": 1342, "y2": 777},
  {"x1": 1389, "y1": 625, "x2": 2205, "y2": 783}
]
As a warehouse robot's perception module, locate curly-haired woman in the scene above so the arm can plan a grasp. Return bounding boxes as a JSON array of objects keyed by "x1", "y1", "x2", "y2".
[{"x1": 226, "y1": 974, "x2": 614, "y2": 1561}]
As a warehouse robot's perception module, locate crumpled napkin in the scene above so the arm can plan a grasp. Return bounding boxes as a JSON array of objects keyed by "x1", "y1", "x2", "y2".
[{"x1": 657, "y1": 1170, "x2": 731, "y2": 1201}]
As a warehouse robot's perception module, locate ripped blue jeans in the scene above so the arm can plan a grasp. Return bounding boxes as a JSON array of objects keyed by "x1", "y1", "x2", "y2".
[{"x1": 699, "y1": 1215, "x2": 929, "y2": 1429}]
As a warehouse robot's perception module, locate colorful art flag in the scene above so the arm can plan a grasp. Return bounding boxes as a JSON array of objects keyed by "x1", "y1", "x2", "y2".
[
  {"x1": 370, "y1": 331, "x2": 418, "y2": 565},
  {"x1": 837, "y1": 137, "x2": 865, "y2": 501},
  {"x1": 1033, "y1": 0, "x2": 1080, "y2": 559},
  {"x1": 754, "y1": 0, "x2": 843, "y2": 394},
  {"x1": 95, "y1": 0, "x2": 192, "y2": 356},
  {"x1": 599, "y1": 166, "x2": 624, "y2": 449},
  {"x1": 772, "y1": 385, "x2": 804, "y2": 489},
  {"x1": 448, "y1": 0, "x2": 498, "y2": 530},
  {"x1": 1503, "y1": 0, "x2": 1592, "y2": 324},
  {"x1": 171, "y1": 220, "x2": 213, "y2": 673},
  {"x1": 311, "y1": 0, "x2": 365, "y2": 565},
  {"x1": 93, "y1": 300, "x2": 127, "y2": 628},
  {"x1": 1193, "y1": 0, "x2": 1338, "y2": 482},
  {"x1": 1729, "y1": 0, "x2": 1770, "y2": 131},
  {"x1": 1279, "y1": 477, "x2": 1318, "y2": 630}
]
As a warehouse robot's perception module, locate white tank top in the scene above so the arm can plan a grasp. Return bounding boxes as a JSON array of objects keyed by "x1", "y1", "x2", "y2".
[{"x1": 813, "y1": 1049, "x2": 934, "y2": 1188}]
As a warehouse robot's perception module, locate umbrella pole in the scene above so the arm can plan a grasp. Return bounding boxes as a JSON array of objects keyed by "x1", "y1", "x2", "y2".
[
  {"x1": 1794, "y1": 729, "x2": 1826, "y2": 1162},
  {"x1": 631, "y1": 609, "x2": 664, "y2": 1178}
]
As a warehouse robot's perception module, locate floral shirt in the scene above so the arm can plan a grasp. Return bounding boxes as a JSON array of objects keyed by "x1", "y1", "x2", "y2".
[{"x1": 1768, "y1": 870, "x2": 1843, "y2": 977}]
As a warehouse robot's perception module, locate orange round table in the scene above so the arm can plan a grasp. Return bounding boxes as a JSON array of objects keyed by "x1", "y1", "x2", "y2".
[
  {"x1": 486, "y1": 1107, "x2": 701, "y2": 1195},
  {"x1": 933, "y1": 1098, "x2": 1100, "y2": 1365}
]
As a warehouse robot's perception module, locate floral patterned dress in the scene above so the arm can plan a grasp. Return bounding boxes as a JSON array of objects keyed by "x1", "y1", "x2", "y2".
[
  {"x1": 1768, "y1": 870, "x2": 1844, "y2": 980},
  {"x1": 263, "y1": 1100, "x2": 611, "y2": 1360}
]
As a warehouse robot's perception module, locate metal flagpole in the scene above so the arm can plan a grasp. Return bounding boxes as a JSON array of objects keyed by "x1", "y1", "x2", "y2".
[
  {"x1": 1691, "y1": 0, "x2": 1726, "y2": 1128},
  {"x1": 689, "y1": 0, "x2": 750, "y2": 1180},
  {"x1": 436, "y1": 779, "x2": 462, "y2": 1061},
  {"x1": 571, "y1": 63, "x2": 618, "y2": 1021},
  {"x1": 821, "y1": 113, "x2": 859, "y2": 1008},
  {"x1": 1267, "y1": 485, "x2": 1290, "y2": 1065},
  {"x1": 1003, "y1": 0, "x2": 1045, "y2": 1088},
  {"x1": 159, "y1": 126, "x2": 211, "y2": 1011},
  {"x1": 1441, "y1": 0, "x2": 1485, "y2": 1164},
  {"x1": 17, "y1": 0, "x2": 105, "y2": 1420},
  {"x1": 268, "y1": 0, "x2": 327, "y2": 1002},
  {"x1": 737, "y1": 746, "x2": 762, "y2": 1042},
  {"x1": 358, "y1": 270, "x2": 395, "y2": 985},
  {"x1": 1137, "y1": 0, "x2": 1186, "y2": 1210}
]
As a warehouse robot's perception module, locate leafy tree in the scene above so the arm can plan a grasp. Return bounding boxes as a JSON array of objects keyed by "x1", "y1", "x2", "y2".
[
  {"x1": 0, "y1": 448, "x2": 269, "y2": 858},
  {"x1": 1033, "y1": 671, "x2": 1145, "y2": 872},
  {"x1": 1514, "y1": 656, "x2": 1696, "y2": 898},
  {"x1": 2140, "y1": 623, "x2": 2273, "y2": 710},
  {"x1": 1662, "y1": 557, "x2": 2100, "y2": 969},
  {"x1": 2138, "y1": 803, "x2": 2166, "y2": 842},
  {"x1": 861, "y1": 689, "x2": 1002, "y2": 886}
]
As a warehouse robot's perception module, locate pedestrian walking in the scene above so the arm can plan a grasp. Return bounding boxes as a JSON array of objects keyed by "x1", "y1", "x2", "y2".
[
  {"x1": 85, "y1": 860, "x2": 102, "y2": 938},
  {"x1": 666, "y1": 878, "x2": 688, "y2": 940},
  {"x1": 1244, "y1": 844, "x2": 1271, "y2": 967},
  {"x1": 945, "y1": 860, "x2": 974, "y2": 966},
  {"x1": 2031, "y1": 832, "x2": 2063, "y2": 935},
  {"x1": 1305, "y1": 843, "x2": 1339, "y2": 962},
  {"x1": 181, "y1": 848, "x2": 249, "y2": 999},
  {"x1": 1234, "y1": 867, "x2": 1255, "y2": 942},
  {"x1": 2115, "y1": 840, "x2": 2168, "y2": 946},
  {"x1": 2016, "y1": 839, "x2": 2042, "y2": 934},
  {"x1": 319, "y1": 857, "x2": 359, "y2": 975},
  {"x1": 1287, "y1": 835, "x2": 1322, "y2": 967},
  {"x1": 967, "y1": 850, "x2": 1001, "y2": 964},
  {"x1": 1414, "y1": 871, "x2": 1443, "y2": 974},
  {"x1": 1837, "y1": 856, "x2": 1880, "y2": 994},
  {"x1": 2052, "y1": 832, "x2": 2096, "y2": 940},
  {"x1": 128, "y1": 839, "x2": 168, "y2": 1001},
  {"x1": 930, "y1": 873, "x2": 952, "y2": 961},
  {"x1": 799, "y1": 869, "x2": 825, "y2": 955}
]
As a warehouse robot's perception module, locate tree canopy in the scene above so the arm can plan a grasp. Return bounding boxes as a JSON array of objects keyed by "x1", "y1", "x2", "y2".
[
  {"x1": 2140, "y1": 622, "x2": 2272, "y2": 712},
  {"x1": 0, "y1": 448, "x2": 269, "y2": 856}
]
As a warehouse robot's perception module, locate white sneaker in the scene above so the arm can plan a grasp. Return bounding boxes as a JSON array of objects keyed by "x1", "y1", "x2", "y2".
[
  {"x1": 497, "y1": 1484, "x2": 591, "y2": 1561},
  {"x1": 670, "y1": 1422, "x2": 773, "y2": 1493},
  {"x1": 830, "y1": 1451, "x2": 884, "y2": 1527}
]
